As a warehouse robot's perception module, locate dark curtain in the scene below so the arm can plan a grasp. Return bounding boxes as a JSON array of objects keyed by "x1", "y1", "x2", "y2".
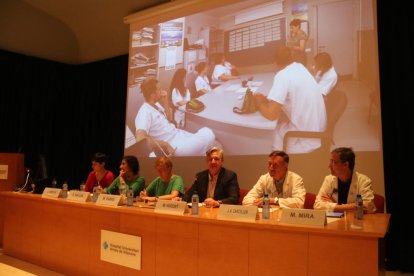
[
  {"x1": 0, "y1": 50, "x2": 127, "y2": 188},
  {"x1": 377, "y1": 1, "x2": 414, "y2": 273}
]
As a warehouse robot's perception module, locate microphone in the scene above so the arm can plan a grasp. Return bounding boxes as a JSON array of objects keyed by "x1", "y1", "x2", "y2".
[{"x1": 16, "y1": 168, "x2": 31, "y2": 192}]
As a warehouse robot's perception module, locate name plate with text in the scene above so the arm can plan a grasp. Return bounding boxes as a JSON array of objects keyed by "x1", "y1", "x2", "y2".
[
  {"x1": 217, "y1": 204, "x2": 258, "y2": 222},
  {"x1": 101, "y1": 230, "x2": 142, "y2": 270},
  {"x1": 42, "y1": 187, "x2": 62, "y2": 199},
  {"x1": 67, "y1": 190, "x2": 91, "y2": 202},
  {"x1": 96, "y1": 194, "x2": 122, "y2": 206},
  {"x1": 155, "y1": 199, "x2": 188, "y2": 215},
  {"x1": 280, "y1": 208, "x2": 327, "y2": 226},
  {"x1": 0, "y1": 164, "x2": 8, "y2": 179}
]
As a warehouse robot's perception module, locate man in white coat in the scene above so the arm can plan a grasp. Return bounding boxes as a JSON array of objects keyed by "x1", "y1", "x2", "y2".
[
  {"x1": 242, "y1": 150, "x2": 306, "y2": 209},
  {"x1": 313, "y1": 147, "x2": 376, "y2": 213}
]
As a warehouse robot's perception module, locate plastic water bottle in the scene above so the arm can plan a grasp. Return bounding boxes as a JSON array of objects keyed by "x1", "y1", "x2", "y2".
[
  {"x1": 127, "y1": 190, "x2": 134, "y2": 207},
  {"x1": 355, "y1": 194, "x2": 364, "y2": 220},
  {"x1": 92, "y1": 184, "x2": 99, "y2": 202},
  {"x1": 262, "y1": 194, "x2": 270, "y2": 219},
  {"x1": 120, "y1": 182, "x2": 126, "y2": 196},
  {"x1": 119, "y1": 182, "x2": 127, "y2": 205},
  {"x1": 191, "y1": 191, "x2": 199, "y2": 215},
  {"x1": 61, "y1": 182, "x2": 68, "y2": 199}
]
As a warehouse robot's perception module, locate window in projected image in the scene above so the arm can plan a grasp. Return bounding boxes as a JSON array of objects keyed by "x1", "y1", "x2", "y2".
[{"x1": 124, "y1": 0, "x2": 380, "y2": 157}]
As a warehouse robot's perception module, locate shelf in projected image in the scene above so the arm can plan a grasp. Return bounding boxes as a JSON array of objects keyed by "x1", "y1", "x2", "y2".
[
  {"x1": 130, "y1": 62, "x2": 158, "y2": 69},
  {"x1": 132, "y1": 42, "x2": 159, "y2": 48}
]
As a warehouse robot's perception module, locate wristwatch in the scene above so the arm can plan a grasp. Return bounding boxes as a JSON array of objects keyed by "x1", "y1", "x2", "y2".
[{"x1": 217, "y1": 200, "x2": 223, "y2": 205}]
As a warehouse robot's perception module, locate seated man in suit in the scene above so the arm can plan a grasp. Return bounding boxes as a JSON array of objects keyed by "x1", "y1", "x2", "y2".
[{"x1": 182, "y1": 147, "x2": 240, "y2": 207}]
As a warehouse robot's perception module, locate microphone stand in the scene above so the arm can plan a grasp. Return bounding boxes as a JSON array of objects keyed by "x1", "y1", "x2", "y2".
[{"x1": 16, "y1": 169, "x2": 31, "y2": 192}]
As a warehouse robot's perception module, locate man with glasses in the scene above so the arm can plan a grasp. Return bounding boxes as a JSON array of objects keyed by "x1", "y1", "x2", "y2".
[
  {"x1": 242, "y1": 150, "x2": 306, "y2": 208},
  {"x1": 314, "y1": 147, "x2": 376, "y2": 213},
  {"x1": 182, "y1": 147, "x2": 240, "y2": 207}
]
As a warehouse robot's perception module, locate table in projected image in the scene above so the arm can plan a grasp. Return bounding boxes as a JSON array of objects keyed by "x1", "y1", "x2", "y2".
[{"x1": 185, "y1": 73, "x2": 276, "y2": 155}]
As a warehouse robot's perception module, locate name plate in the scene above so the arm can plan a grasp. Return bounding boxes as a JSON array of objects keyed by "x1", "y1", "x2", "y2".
[
  {"x1": 154, "y1": 199, "x2": 188, "y2": 215},
  {"x1": 66, "y1": 190, "x2": 91, "y2": 202},
  {"x1": 217, "y1": 204, "x2": 258, "y2": 222},
  {"x1": 42, "y1": 187, "x2": 62, "y2": 199},
  {"x1": 280, "y1": 208, "x2": 327, "y2": 226},
  {"x1": 96, "y1": 194, "x2": 122, "y2": 206},
  {"x1": 0, "y1": 164, "x2": 8, "y2": 179},
  {"x1": 101, "y1": 230, "x2": 142, "y2": 270}
]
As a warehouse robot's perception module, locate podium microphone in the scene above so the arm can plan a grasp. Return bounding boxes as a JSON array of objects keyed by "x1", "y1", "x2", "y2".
[{"x1": 16, "y1": 169, "x2": 31, "y2": 192}]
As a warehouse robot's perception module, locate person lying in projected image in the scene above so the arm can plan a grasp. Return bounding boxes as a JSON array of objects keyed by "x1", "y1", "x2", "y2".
[
  {"x1": 135, "y1": 78, "x2": 215, "y2": 156},
  {"x1": 253, "y1": 45, "x2": 327, "y2": 154},
  {"x1": 211, "y1": 53, "x2": 240, "y2": 84}
]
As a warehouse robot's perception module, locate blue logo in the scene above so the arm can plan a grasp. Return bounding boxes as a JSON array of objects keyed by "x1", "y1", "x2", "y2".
[{"x1": 102, "y1": 241, "x2": 109, "y2": 250}]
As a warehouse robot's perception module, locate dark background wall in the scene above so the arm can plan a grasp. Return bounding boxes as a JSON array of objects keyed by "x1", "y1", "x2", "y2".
[
  {"x1": 0, "y1": 50, "x2": 128, "y2": 187},
  {"x1": 0, "y1": 1, "x2": 413, "y2": 273}
]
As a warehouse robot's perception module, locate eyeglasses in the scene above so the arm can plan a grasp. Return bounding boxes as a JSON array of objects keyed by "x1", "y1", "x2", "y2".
[
  {"x1": 208, "y1": 157, "x2": 221, "y2": 161},
  {"x1": 268, "y1": 162, "x2": 283, "y2": 168}
]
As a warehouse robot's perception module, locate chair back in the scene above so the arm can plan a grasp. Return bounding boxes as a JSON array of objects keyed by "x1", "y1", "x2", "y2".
[
  {"x1": 239, "y1": 188, "x2": 249, "y2": 205},
  {"x1": 325, "y1": 89, "x2": 347, "y2": 136},
  {"x1": 374, "y1": 193, "x2": 385, "y2": 213},
  {"x1": 282, "y1": 89, "x2": 347, "y2": 153},
  {"x1": 304, "y1": 192, "x2": 316, "y2": 209},
  {"x1": 318, "y1": 89, "x2": 347, "y2": 148}
]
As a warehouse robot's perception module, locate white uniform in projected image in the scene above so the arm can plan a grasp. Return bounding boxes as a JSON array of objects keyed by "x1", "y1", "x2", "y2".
[
  {"x1": 254, "y1": 46, "x2": 327, "y2": 154},
  {"x1": 136, "y1": 103, "x2": 215, "y2": 156},
  {"x1": 268, "y1": 62, "x2": 326, "y2": 153},
  {"x1": 135, "y1": 78, "x2": 215, "y2": 157},
  {"x1": 171, "y1": 87, "x2": 190, "y2": 128},
  {"x1": 212, "y1": 63, "x2": 232, "y2": 83}
]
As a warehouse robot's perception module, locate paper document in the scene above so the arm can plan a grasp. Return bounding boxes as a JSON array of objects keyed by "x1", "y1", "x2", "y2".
[
  {"x1": 248, "y1": 81, "x2": 263, "y2": 87},
  {"x1": 236, "y1": 87, "x2": 258, "y2": 93},
  {"x1": 226, "y1": 84, "x2": 240, "y2": 91}
]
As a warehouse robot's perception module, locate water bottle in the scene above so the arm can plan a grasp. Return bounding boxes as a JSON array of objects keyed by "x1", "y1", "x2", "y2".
[
  {"x1": 355, "y1": 194, "x2": 364, "y2": 220},
  {"x1": 120, "y1": 182, "x2": 127, "y2": 205},
  {"x1": 61, "y1": 181, "x2": 68, "y2": 199},
  {"x1": 191, "y1": 191, "x2": 199, "y2": 215},
  {"x1": 127, "y1": 190, "x2": 134, "y2": 207},
  {"x1": 262, "y1": 194, "x2": 270, "y2": 219},
  {"x1": 120, "y1": 182, "x2": 126, "y2": 196},
  {"x1": 92, "y1": 184, "x2": 99, "y2": 202}
]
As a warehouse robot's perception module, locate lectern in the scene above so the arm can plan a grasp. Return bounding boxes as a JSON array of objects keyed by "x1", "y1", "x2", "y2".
[{"x1": 0, "y1": 153, "x2": 25, "y2": 191}]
